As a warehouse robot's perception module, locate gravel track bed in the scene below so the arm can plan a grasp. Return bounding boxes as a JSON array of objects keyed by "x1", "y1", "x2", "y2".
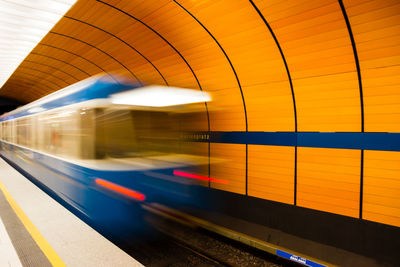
[{"x1": 127, "y1": 215, "x2": 301, "y2": 267}]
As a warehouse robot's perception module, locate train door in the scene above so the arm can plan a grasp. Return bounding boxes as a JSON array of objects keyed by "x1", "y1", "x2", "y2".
[
  {"x1": 10, "y1": 120, "x2": 16, "y2": 144},
  {"x1": 80, "y1": 108, "x2": 96, "y2": 159}
]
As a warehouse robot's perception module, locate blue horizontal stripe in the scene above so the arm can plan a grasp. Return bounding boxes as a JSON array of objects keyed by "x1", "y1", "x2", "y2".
[
  {"x1": 208, "y1": 131, "x2": 297, "y2": 146},
  {"x1": 195, "y1": 132, "x2": 400, "y2": 151},
  {"x1": 298, "y1": 132, "x2": 400, "y2": 151}
]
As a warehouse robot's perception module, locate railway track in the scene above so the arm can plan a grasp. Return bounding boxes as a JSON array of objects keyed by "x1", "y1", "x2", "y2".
[{"x1": 117, "y1": 204, "x2": 299, "y2": 266}]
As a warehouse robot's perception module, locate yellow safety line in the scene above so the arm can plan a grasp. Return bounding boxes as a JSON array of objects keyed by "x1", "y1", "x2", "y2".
[{"x1": 0, "y1": 180, "x2": 66, "y2": 267}]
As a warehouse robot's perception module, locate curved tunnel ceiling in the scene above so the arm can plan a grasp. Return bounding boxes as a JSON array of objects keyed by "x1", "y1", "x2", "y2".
[
  {"x1": 1, "y1": 0, "x2": 400, "y2": 226},
  {"x1": 1, "y1": 0, "x2": 398, "y2": 133}
]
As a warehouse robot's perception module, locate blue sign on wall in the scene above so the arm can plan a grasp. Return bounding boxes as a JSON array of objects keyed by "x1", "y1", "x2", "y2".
[{"x1": 276, "y1": 249, "x2": 326, "y2": 267}]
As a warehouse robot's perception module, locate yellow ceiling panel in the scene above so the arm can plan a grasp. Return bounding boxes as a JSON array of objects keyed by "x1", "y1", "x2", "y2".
[{"x1": 0, "y1": 0, "x2": 396, "y2": 134}]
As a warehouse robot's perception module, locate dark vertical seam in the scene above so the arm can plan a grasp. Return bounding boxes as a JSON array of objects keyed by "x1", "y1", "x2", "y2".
[
  {"x1": 338, "y1": 0, "x2": 365, "y2": 219},
  {"x1": 64, "y1": 16, "x2": 169, "y2": 86},
  {"x1": 49, "y1": 32, "x2": 143, "y2": 86},
  {"x1": 360, "y1": 149, "x2": 364, "y2": 218},
  {"x1": 173, "y1": 0, "x2": 248, "y2": 193},
  {"x1": 249, "y1": 0, "x2": 298, "y2": 204},
  {"x1": 95, "y1": 0, "x2": 211, "y2": 183},
  {"x1": 246, "y1": 144, "x2": 248, "y2": 195},
  {"x1": 294, "y1": 146, "x2": 298, "y2": 205}
]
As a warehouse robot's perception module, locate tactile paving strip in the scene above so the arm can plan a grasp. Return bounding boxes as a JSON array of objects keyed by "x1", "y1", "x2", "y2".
[{"x1": 0, "y1": 190, "x2": 52, "y2": 267}]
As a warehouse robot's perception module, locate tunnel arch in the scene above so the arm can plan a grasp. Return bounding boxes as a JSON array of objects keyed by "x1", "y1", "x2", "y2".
[{"x1": 0, "y1": 0, "x2": 399, "y2": 230}]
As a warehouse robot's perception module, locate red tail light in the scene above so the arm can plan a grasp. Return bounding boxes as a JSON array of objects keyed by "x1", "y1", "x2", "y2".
[
  {"x1": 173, "y1": 170, "x2": 228, "y2": 184},
  {"x1": 95, "y1": 179, "x2": 145, "y2": 201}
]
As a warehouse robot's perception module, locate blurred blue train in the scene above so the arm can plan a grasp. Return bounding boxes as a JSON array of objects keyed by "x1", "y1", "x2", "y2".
[{"x1": 0, "y1": 75, "x2": 211, "y2": 238}]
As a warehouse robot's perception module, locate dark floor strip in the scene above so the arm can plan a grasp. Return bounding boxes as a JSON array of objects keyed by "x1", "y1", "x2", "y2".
[{"x1": 0, "y1": 190, "x2": 52, "y2": 267}]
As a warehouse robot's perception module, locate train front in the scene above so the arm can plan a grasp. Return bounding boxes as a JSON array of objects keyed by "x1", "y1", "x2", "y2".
[{"x1": 85, "y1": 82, "x2": 215, "y2": 239}]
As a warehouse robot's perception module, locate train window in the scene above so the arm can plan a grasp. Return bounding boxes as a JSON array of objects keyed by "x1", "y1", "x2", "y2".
[
  {"x1": 16, "y1": 118, "x2": 31, "y2": 147},
  {"x1": 1, "y1": 122, "x2": 6, "y2": 142},
  {"x1": 132, "y1": 110, "x2": 179, "y2": 155},
  {"x1": 11, "y1": 120, "x2": 16, "y2": 144},
  {"x1": 38, "y1": 109, "x2": 81, "y2": 158},
  {"x1": 3, "y1": 122, "x2": 6, "y2": 142},
  {"x1": 95, "y1": 109, "x2": 179, "y2": 159},
  {"x1": 94, "y1": 109, "x2": 136, "y2": 159},
  {"x1": 80, "y1": 108, "x2": 95, "y2": 159},
  {"x1": 4, "y1": 121, "x2": 8, "y2": 142},
  {"x1": 4, "y1": 121, "x2": 11, "y2": 143},
  {"x1": 30, "y1": 116, "x2": 38, "y2": 150}
]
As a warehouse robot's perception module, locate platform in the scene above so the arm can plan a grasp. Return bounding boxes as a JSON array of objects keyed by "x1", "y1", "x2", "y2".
[{"x1": 0, "y1": 157, "x2": 142, "y2": 267}]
